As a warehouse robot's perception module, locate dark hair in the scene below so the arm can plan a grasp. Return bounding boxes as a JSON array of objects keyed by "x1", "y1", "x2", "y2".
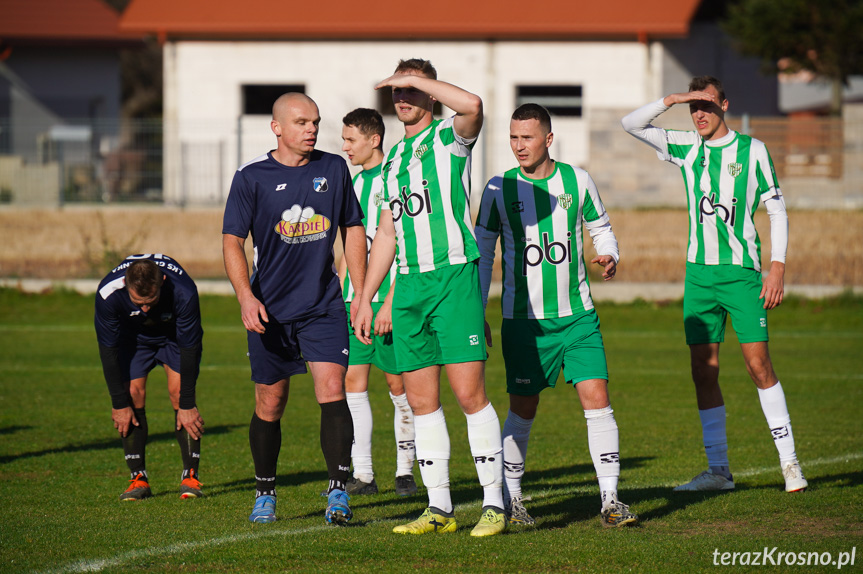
[
  {"x1": 689, "y1": 75, "x2": 726, "y2": 102},
  {"x1": 394, "y1": 58, "x2": 437, "y2": 80},
  {"x1": 512, "y1": 103, "x2": 552, "y2": 133},
  {"x1": 342, "y1": 108, "x2": 385, "y2": 144},
  {"x1": 126, "y1": 259, "x2": 163, "y2": 298}
]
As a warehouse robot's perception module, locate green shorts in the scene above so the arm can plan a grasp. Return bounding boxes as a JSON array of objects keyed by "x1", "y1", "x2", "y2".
[
  {"x1": 501, "y1": 310, "x2": 608, "y2": 396},
  {"x1": 683, "y1": 262, "x2": 769, "y2": 345},
  {"x1": 346, "y1": 302, "x2": 400, "y2": 374},
  {"x1": 392, "y1": 261, "x2": 487, "y2": 371}
]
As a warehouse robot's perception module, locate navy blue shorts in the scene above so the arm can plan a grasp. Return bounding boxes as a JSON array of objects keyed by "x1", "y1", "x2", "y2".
[
  {"x1": 121, "y1": 340, "x2": 182, "y2": 381},
  {"x1": 247, "y1": 307, "x2": 350, "y2": 385}
]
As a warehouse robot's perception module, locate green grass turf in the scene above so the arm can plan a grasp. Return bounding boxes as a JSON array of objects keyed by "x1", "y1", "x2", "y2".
[{"x1": 0, "y1": 288, "x2": 861, "y2": 573}]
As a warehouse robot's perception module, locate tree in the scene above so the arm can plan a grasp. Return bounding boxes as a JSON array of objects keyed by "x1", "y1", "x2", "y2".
[{"x1": 722, "y1": 0, "x2": 863, "y2": 115}]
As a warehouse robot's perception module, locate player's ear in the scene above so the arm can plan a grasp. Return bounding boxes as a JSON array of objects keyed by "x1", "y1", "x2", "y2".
[
  {"x1": 720, "y1": 99, "x2": 729, "y2": 113},
  {"x1": 371, "y1": 134, "x2": 381, "y2": 149},
  {"x1": 271, "y1": 120, "x2": 281, "y2": 137},
  {"x1": 546, "y1": 131, "x2": 554, "y2": 148}
]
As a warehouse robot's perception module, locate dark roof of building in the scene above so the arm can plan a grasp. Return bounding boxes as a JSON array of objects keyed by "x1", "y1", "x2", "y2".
[{"x1": 120, "y1": 0, "x2": 701, "y2": 41}]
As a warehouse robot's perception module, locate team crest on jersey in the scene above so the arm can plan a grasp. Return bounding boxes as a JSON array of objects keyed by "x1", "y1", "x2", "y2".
[
  {"x1": 373, "y1": 190, "x2": 387, "y2": 207},
  {"x1": 557, "y1": 193, "x2": 573, "y2": 209},
  {"x1": 727, "y1": 162, "x2": 743, "y2": 177},
  {"x1": 511, "y1": 201, "x2": 524, "y2": 213},
  {"x1": 414, "y1": 144, "x2": 429, "y2": 160},
  {"x1": 274, "y1": 204, "x2": 331, "y2": 244},
  {"x1": 313, "y1": 177, "x2": 328, "y2": 193}
]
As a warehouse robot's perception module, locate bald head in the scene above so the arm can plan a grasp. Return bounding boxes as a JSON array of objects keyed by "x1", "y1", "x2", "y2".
[
  {"x1": 272, "y1": 92, "x2": 317, "y2": 122},
  {"x1": 270, "y1": 92, "x2": 321, "y2": 165}
]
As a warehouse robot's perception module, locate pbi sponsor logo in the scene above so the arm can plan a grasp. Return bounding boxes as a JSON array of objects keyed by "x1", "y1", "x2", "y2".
[
  {"x1": 276, "y1": 183, "x2": 287, "y2": 191},
  {"x1": 515, "y1": 378, "x2": 531, "y2": 385},
  {"x1": 699, "y1": 194, "x2": 737, "y2": 226},
  {"x1": 522, "y1": 232, "x2": 572, "y2": 275},
  {"x1": 390, "y1": 180, "x2": 433, "y2": 222},
  {"x1": 274, "y1": 204, "x2": 331, "y2": 244},
  {"x1": 469, "y1": 334, "x2": 480, "y2": 346},
  {"x1": 313, "y1": 177, "x2": 328, "y2": 193}
]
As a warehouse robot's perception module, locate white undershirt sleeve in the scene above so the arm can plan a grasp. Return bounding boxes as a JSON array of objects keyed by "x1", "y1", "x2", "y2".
[
  {"x1": 475, "y1": 225, "x2": 498, "y2": 309},
  {"x1": 764, "y1": 195, "x2": 788, "y2": 263},
  {"x1": 584, "y1": 219, "x2": 620, "y2": 264},
  {"x1": 620, "y1": 98, "x2": 672, "y2": 159}
]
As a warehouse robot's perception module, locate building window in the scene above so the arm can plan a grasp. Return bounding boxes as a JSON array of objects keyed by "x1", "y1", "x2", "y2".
[
  {"x1": 242, "y1": 85, "x2": 305, "y2": 115},
  {"x1": 377, "y1": 89, "x2": 442, "y2": 116},
  {"x1": 516, "y1": 85, "x2": 583, "y2": 117}
]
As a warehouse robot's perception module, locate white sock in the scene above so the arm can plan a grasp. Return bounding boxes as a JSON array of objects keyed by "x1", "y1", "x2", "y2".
[
  {"x1": 502, "y1": 409, "x2": 533, "y2": 500},
  {"x1": 346, "y1": 391, "x2": 373, "y2": 482},
  {"x1": 466, "y1": 402, "x2": 504, "y2": 510},
  {"x1": 585, "y1": 406, "x2": 620, "y2": 509},
  {"x1": 698, "y1": 405, "x2": 730, "y2": 474},
  {"x1": 757, "y1": 382, "x2": 798, "y2": 465},
  {"x1": 414, "y1": 407, "x2": 451, "y2": 513},
  {"x1": 390, "y1": 391, "x2": 416, "y2": 477}
]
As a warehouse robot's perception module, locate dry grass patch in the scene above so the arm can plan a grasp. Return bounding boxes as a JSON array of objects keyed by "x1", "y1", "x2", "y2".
[{"x1": 0, "y1": 207, "x2": 860, "y2": 285}]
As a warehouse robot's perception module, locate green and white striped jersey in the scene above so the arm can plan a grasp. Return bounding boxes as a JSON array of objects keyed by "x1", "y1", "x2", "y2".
[
  {"x1": 381, "y1": 116, "x2": 479, "y2": 274},
  {"x1": 342, "y1": 164, "x2": 396, "y2": 303},
  {"x1": 475, "y1": 162, "x2": 614, "y2": 319},
  {"x1": 663, "y1": 129, "x2": 780, "y2": 271}
]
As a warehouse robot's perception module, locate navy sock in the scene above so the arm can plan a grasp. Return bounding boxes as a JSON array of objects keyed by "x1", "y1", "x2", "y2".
[
  {"x1": 249, "y1": 412, "x2": 280, "y2": 497},
  {"x1": 122, "y1": 408, "x2": 148, "y2": 477},
  {"x1": 175, "y1": 410, "x2": 201, "y2": 479},
  {"x1": 320, "y1": 399, "x2": 353, "y2": 493}
]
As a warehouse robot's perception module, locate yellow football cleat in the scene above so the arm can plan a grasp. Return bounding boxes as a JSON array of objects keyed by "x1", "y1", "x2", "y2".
[
  {"x1": 393, "y1": 507, "x2": 457, "y2": 534},
  {"x1": 470, "y1": 506, "x2": 507, "y2": 537}
]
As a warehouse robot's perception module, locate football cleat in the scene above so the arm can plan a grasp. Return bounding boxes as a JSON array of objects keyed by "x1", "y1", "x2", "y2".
[
  {"x1": 180, "y1": 469, "x2": 203, "y2": 499},
  {"x1": 782, "y1": 461, "x2": 808, "y2": 492},
  {"x1": 345, "y1": 477, "x2": 378, "y2": 495},
  {"x1": 393, "y1": 507, "x2": 457, "y2": 534},
  {"x1": 119, "y1": 473, "x2": 152, "y2": 501},
  {"x1": 470, "y1": 506, "x2": 508, "y2": 537},
  {"x1": 325, "y1": 489, "x2": 353, "y2": 525},
  {"x1": 601, "y1": 499, "x2": 638, "y2": 528},
  {"x1": 673, "y1": 469, "x2": 735, "y2": 492},
  {"x1": 394, "y1": 475, "x2": 418, "y2": 497},
  {"x1": 249, "y1": 495, "x2": 276, "y2": 523},
  {"x1": 504, "y1": 495, "x2": 536, "y2": 525}
]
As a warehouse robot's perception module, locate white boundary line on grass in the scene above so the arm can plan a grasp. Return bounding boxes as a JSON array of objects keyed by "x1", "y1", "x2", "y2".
[{"x1": 39, "y1": 451, "x2": 863, "y2": 574}]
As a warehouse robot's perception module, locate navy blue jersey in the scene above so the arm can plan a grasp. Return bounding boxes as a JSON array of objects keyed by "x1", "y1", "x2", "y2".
[
  {"x1": 95, "y1": 254, "x2": 203, "y2": 349},
  {"x1": 222, "y1": 149, "x2": 364, "y2": 321}
]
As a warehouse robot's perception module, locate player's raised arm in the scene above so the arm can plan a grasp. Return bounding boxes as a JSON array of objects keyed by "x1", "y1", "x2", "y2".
[{"x1": 376, "y1": 73, "x2": 483, "y2": 140}]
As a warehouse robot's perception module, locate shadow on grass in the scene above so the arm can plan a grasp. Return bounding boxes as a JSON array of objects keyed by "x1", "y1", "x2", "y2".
[
  {"x1": 0, "y1": 425, "x2": 33, "y2": 436},
  {"x1": 0, "y1": 424, "x2": 245, "y2": 464}
]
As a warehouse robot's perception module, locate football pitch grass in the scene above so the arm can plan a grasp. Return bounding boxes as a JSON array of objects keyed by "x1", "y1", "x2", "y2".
[{"x1": 1, "y1": 288, "x2": 860, "y2": 573}]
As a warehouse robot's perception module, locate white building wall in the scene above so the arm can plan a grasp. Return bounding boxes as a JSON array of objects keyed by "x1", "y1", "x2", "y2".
[{"x1": 163, "y1": 40, "x2": 651, "y2": 205}]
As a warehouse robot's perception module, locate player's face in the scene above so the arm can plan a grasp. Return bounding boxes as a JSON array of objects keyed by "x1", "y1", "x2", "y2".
[
  {"x1": 510, "y1": 118, "x2": 552, "y2": 171},
  {"x1": 128, "y1": 286, "x2": 160, "y2": 313},
  {"x1": 341, "y1": 125, "x2": 376, "y2": 167},
  {"x1": 391, "y1": 71, "x2": 433, "y2": 126},
  {"x1": 689, "y1": 84, "x2": 728, "y2": 140},
  {"x1": 274, "y1": 99, "x2": 321, "y2": 157}
]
